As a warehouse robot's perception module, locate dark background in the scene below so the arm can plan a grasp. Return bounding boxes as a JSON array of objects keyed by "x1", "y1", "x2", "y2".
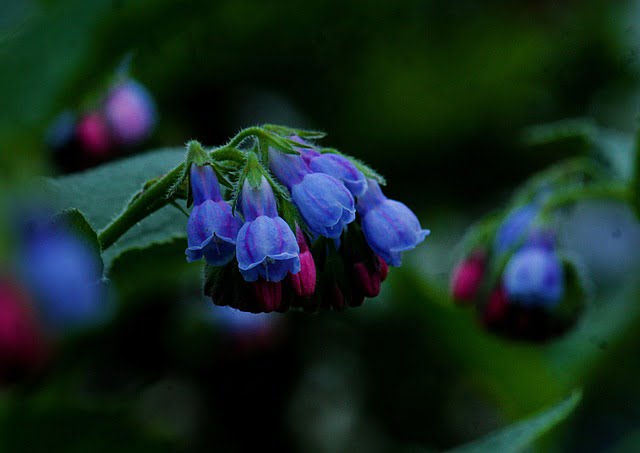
[{"x1": 1, "y1": 0, "x2": 640, "y2": 451}]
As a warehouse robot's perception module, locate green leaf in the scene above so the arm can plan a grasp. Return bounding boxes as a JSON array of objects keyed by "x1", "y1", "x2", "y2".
[
  {"x1": 42, "y1": 148, "x2": 187, "y2": 270},
  {"x1": 447, "y1": 390, "x2": 582, "y2": 453},
  {"x1": 51, "y1": 208, "x2": 104, "y2": 275},
  {"x1": 262, "y1": 124, "x2": 327, "y2": 140}
]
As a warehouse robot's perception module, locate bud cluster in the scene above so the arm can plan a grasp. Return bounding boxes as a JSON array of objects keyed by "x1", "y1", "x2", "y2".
[
  {"x1": 451, "y1": 202, "x2": 583, "y2": 341},
  {"x1": 46, "y1": 78, "x2": 156, "y2": 170},
  {"x1": 185, "y1": 128, "x2": 429, "y2": 313}
]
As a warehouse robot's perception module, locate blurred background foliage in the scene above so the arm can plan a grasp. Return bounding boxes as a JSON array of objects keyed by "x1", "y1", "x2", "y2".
[{"x1": 1, "y1": 0, "x2": 640, "y2": 451}]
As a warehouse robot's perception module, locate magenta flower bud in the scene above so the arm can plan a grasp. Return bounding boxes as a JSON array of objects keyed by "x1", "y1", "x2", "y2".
[
  {"x1": 378, "y1": 256, "x2": 389, "y2": 282},
  {"x1": 104, "y1": 80, "x2": 156, "y2": 145},
  {"x1": 0, "y1": 278, "x2": 48, "y2": 383},
  {"x1": 287, "y1": 228, "x2": 316, "y2": 297},
  {"x1": 352, "y1": 262, "x2": 381, "y2": 298},
  {"x1": 450, "y1": 251, "x2": 486, "y2": 303},
  {"x1": 250, "y1": 280, "x2": 282, "y2": 313},
  {"x1": 77, "y1": 112, "x2": 111, "y2": 155}
]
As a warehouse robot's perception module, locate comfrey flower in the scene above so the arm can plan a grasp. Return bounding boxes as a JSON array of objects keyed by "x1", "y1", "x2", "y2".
[
  {"x1": 494, "y1": 204, "x2": 538, "y2": 254},
  {"x1": 104, "y1": 79, "x2": 156, "y2": 145},
  {"x1": 503, "y1": 236, "x2": 564, "y2": 307},
  {"x1": 292, "y1": 137, "x2": 367, "y2": 197},
  {"x1": 268, "y1": 147, "x2": 356, "y2": 238},
  {"x1": 236, "y1": 176, "x2": 300, "y2": 282},
  {"x1": 186, "y1": 164, "x2": 242, "y2": 266},
  {"x1": 356, "y1": 179, "x2": 429, "y2": 267}
]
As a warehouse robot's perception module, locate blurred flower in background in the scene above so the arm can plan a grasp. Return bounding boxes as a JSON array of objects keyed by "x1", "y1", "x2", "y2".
[
  {"x1": 45, "y1": 76, "x2": 157, "y2": 172},
  {"x1": 16, "y1": 211, "x2": 108, "y2": 333}
]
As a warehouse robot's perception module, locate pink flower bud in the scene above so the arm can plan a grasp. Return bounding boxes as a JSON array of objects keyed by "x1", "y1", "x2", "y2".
[
  {"x1": 288, "y1": 228, "x2": 316, "y2": 297},
  {"x1": 76, "y1": 112, "x2": 111, "y2": 156},
  {"x1": 251, "y1": 280, "x2": 282, "y2": 313},
  {"x1": 352, "y1": 255, "x2": 389, "y2": 298},
  {"x1": 451, "y1": 251, "x2": 486, "y2": 304},
  {"x1": 0, "y1": 278, "x2": 48, "y2": 383},
  {"x1": 378, "y1": 256, "x2": 389, "y2": 282},
  {"x1": 353, "y1": 262, "x2": 382, "y2": 298}
]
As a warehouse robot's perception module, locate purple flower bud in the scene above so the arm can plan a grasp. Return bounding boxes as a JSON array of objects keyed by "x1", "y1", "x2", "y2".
[
  {"x1": 250, "y1": 280, "x2": 282, "y2": 313},
  {"x1": 356, "y1": 179, "x2": 429, "y2": 267},
  {"x1": 287, "y1": 228, "x2": 316, "y2": 297},
  {"x1": 236, "y1": 177, "x2": 300, "y2": 282},
  {"x1": 269, "y1": 148, "x2": 356, "y2": 238},
  {"x1": 503, "y1": 244, "x2": 564, "y2": 307},
  {"x1": 104, "y1": 80, "x2": 156, "y2": 145},
  {"x1": 186, "y1": 165, "x2": 242, "y2": 266},
  {"x1": 77, "y1": 112, "x2": 111, "y2": 156},
  {"x1": 19, "y1": 226, "x2": 107, "y2": 331},
  {"x1": 494, "y1": 204, "x2": 538, "y2": 254}
]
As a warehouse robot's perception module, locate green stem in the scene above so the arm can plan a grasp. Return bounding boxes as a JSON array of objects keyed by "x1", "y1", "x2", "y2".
[
  {"x1": 98, "y1": 163, "x2": 185, "y2": 250},
  {"x1": 97, "y1": 129, "x2": 257, "y2": 251},
  {"x1": 540, "y1": 184, "x2": 632, "y2": 219}
]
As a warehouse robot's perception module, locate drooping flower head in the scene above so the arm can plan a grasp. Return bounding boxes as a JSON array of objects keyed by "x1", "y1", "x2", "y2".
[
  {"x1": 186, "y1": 164, "x2": 242, "y2": 266},
  {"x1": 356, "y1": 178, "x2": 429, "y2": 267},
  {"x1": 268, "y1": 147, "x2": 356, "y2": 239},
  {"x1": 235, "y1": 176, "x2": 300, "y2": 282}
]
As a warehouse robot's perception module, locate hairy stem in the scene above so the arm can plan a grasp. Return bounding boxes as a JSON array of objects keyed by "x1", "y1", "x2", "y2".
[{"x1": 98, "y1": 163, "x2": 185, "y2": 250}]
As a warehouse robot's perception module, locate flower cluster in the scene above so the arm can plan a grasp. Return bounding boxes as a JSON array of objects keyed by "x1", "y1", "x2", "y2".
[
  {"x1": 185, "y1": 130, "x2": 429, "y2": 313},
  {"x1": 46, "y1": 78, "x2": 156, "y2": 170},
  {"x1": 451, "y1": 202, "x2": 583, "y2": 341}
]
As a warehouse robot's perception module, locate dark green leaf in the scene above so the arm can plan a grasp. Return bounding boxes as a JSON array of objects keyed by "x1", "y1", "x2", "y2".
[
  {"x1": 447, "y1": 390, "x2": 582, "y2": 453},
  {"x1": 42, "y1": 148, "x2": 187, "y2": 270},
  {"x1": 51, "y1": 208, "x2": 104, "y2": 275}
]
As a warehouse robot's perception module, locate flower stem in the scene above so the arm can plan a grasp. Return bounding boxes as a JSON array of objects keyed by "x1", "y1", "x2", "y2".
[
  {"x1": 540, "y1": 183, "x2": 632, "y2": 219},
  {"x1": 97, "y1": 129, "x2": 258, "y2": 251},
  {"x1": 98, "y1": 163, "x2": 185, "y2": 250}
]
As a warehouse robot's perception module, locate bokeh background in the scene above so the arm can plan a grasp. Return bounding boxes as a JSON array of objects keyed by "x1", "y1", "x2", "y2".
[{"x1": 2, "y1": 0, "x2": 640, "y2": 451}]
